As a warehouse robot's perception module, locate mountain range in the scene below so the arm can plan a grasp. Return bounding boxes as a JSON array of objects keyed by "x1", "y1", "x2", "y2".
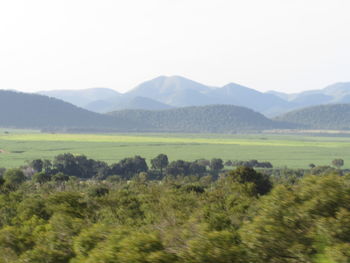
[
  {"x1": 0, "y1": 90, "x2": 291, "y2": 133},
  {"x1": 38, "y1": 76, "x2": 350, "y2": 117},
  {"x1": 0, "y1": 90, "x2": 139, "y2": 132},
  {"x1": 3, "y1": 88, "x2": 350, "y2": 132},
  {"x1": 3, "y1": 76, "x2": 350, "y2": 133},
  {"x1": 38, "y1": 88, "x2": 121, "y2": 108},
  {"x1": 268, "y1": 82, "x2": 350, "y2": 107}
]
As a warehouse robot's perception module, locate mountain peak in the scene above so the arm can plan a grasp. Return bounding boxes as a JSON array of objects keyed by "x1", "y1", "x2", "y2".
[
  {"x1": 145, "y1": 75, "x2": 195, "y2": 83},
  {"x1": 222, "y1": 82, "x2": 247, "y2": 88},
  {"x1": 126, "y1": 75, "x2": 213, "y2": 106},
  {"x1": 221, "y1": 82, "x2": 255, "y2": 92},
  {"x1": 323, "y1": 82, "x2": 350, "y2": 93}
]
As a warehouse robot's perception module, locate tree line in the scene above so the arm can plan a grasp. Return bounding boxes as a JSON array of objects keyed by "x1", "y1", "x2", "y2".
[{"x1": 21, "y1": 153, "x2": 229, "y2": 183}]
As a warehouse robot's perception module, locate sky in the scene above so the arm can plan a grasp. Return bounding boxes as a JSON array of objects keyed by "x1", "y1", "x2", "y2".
[{"x1": 0, "y1": 0, "x2": 349, "y2": 94}]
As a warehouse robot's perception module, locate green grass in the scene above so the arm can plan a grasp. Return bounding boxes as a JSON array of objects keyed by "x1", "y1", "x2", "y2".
[{"x1": 1, "y1": 131, "x2": 350, "y2": 168}]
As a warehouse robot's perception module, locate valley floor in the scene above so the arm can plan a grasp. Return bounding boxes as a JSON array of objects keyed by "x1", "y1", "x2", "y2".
[{"x1": 0, "y1": 130, "x2": 349, "y2": 168}]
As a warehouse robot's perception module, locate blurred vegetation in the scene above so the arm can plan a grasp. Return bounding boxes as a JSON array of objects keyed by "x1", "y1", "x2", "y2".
[{"x1": 0, "y1": 153, "x2": 349, "y2": 262}]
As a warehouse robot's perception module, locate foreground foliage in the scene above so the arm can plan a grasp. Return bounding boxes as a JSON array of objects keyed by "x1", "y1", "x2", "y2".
[{"x1": 0, "y1": 155, "x2": 349, "y2": 263}]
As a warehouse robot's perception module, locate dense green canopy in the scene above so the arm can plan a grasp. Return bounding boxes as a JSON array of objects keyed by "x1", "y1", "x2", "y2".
[
  {"x1": 0, "y1": 153, "x2": 349, "y2": 263},
  {"x1": 275, "y1": 103, "x2": 350, "y2": 130}
]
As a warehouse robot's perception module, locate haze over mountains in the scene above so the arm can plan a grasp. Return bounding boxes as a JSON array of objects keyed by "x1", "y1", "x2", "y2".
[
  {"x1": 0, "y1": 90, "x2": 292, "y2": 133},
  {"x1": 0, "y1": 90, "x2": 141, "y2": 132},
  {"x1": 269, "y1": 82, "x2": 350, "y2": 107},
  {"x1": 84, "y1": 96, "x2": 173, "y2": 113},
  {"x1": 3, "y1": 76, "x2": 350, "y2": 132},
  {"x1": 38, "y1": 88, "x2": 121, "y2": 108},
  {"x1": 38, "y1": 76, "x2": 350, "y2": 117},
  {"x1": 3, "y1": 85, "x2": 350, "y2": 132}
]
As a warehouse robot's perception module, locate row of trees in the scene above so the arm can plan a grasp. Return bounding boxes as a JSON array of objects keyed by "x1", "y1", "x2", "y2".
[
  {"x1": 225, "y1": 159, "x2": 273, "y2": 168},
  {"x1": 26, "y1": 153, "x2": 228, "y2": 182},
  {"x1": 26, "y1": 154, "x2": 347, "y2": 182}
]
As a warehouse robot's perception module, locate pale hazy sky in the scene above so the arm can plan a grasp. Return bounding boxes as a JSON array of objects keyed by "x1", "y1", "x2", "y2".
[{"x1": 0, "y1": 0, "x2": 349, "y2": 93}]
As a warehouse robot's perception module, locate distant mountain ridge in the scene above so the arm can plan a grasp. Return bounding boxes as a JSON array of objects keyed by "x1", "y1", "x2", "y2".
[
  {"x1": 6, "y1": 89, "x2": 350, "y2": 132},
  {"x1": 122, "y1": 76, "x2": 294, "y2": 116},
  {"x1": 269, "y1": 82, "x2": 350, "y2": 107},
  {"x1": 38, "y1": 88, "x2": 121, "y2": 108},
  {"x1": 38, "y1": 76, "x2": 294, "y2": 116},
  {"x1": 0, "y1": 90, "x2": 138, "y2": 131},
  {"x1": 125, "y1": 76, "x2": 215, "y2": 107},
  {"x1": 206, "y1": 83, "x2": 291, "y2": 116},
  {"x1": 84, "y1": 96, "x2": 173, "y2": 113},
  {"x1": 35, "y1": 76, "x2": 350, "y2": 117},
  {"x1": 0, "y1": 90, "x2": 293, "y2": 133}
]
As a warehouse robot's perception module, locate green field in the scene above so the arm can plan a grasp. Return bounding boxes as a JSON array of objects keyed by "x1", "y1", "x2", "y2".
[{"x1": 0, "y1": 130, "x2": 350, "y2": 168}]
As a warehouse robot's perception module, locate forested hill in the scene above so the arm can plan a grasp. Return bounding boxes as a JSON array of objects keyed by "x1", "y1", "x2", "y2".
[
  {"x1": 0, "y1": 90, "x2": 293, "y2": 132},
  {"x1": 109, "y1": 105, "x2": 293, "y2": 133},
  {"x1": 275, "y1": 104, "x2": 350, "y2": 129},
  {"x1": 0, "y1": 90, "x2": 139, "y2": 131}
]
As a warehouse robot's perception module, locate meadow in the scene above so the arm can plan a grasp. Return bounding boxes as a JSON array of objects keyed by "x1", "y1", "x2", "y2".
[{"x1": 0, "y1": 130, "x2": 350, "y2": 168}]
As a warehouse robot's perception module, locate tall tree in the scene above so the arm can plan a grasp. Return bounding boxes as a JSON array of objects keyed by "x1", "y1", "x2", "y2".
[
  {"x1": 210, "y1": 158, "x2": 224, "y2": 172},
  {"x1": 332, "y1": 159, "x2": 344, "y2": 169},
  {"x1": 229, "y1": 166, "x2": 272, "y2": 195},
  {"x1": 151, "y1": 154, "x2": 169, "y2": 175},
  {"x1": 30, "y1": 159, "x2": 44, "y2": 172},
  {"x1": 3, "y1": 168, "x2": 26, "y2": 190}
]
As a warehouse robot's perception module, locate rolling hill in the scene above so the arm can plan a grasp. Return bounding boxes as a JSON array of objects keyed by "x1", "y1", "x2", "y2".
[
  {"x1": 275, "y1": 104, "x2": 350, "y2": 130},
  {"x1": 36, "y1": 78, "x2": 350, "y2": 117},
  {"x1": 11, "y1": 78, "x2": 350, "y2": 132},
  {"x1": 110, "y1": 96, "x2": 173, "y2": 111},
  {"x1": 38, "y1": 76, "x2": 292, "y2": 116},
  {"x1": 0, "y1": 90, "x2": 138, "y2": 131},
  {"x1": 109, "y1": 105, "x2": 293, "y2": 133},
  {"x1": 0, "y1": 90, "x2": 294, "y2": 133},
  {"x1": 85, "y1": 96, "x2": 172, "y2": 113}
]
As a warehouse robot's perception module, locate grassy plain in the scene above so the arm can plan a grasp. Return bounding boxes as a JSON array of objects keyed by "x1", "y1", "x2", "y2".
[{"x1": 0, "y1": 130, "x2": 350, "y2": 168}]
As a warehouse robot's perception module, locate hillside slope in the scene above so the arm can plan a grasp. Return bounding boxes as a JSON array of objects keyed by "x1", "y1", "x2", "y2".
[
  {"x1": 0, "y1": 90, "x2": 297, "y2": 133},
  {"x1": 207, "y1": 83, "x2": 291, "y2": 116},
  {"x1": 125, "y1": 75, "x2": 215, "y2": 107},
  {"x1": 35, "y1": 78, "x2": 350, "y2": 117},
  {"x1": 0, "y1": 90, "x2": 138, "y2": 131},
  {"x1": 269, "y1": 82, "x2": 350, "y2": 106},
  {"x1": 85, "y1": 96, "x2": 172, "y2": 113},
  {"x1": 124, "y1": 76, "x2": 290, "y2": 116},
  {"x1": 109, "y1": 105, "x2": 293, "y2": 133},
  {"x1": 38, "y1": 88, "x2": 120, "y2": 108},
  {"x1": 275, "y1": 104, "x2": 350, "y2": 130}
]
